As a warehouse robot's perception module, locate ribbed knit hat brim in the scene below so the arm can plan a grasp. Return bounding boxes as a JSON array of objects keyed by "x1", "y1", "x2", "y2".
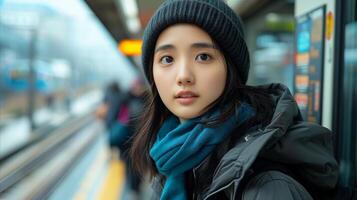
[{"x1": 142, "y1": 0, "x2": 250, "y2": 84}]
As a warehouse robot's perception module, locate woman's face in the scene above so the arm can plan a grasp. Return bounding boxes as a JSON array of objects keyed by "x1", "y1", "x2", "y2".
[{"x1": 153, "y1": 24, "x2": 227, "y2": 122}]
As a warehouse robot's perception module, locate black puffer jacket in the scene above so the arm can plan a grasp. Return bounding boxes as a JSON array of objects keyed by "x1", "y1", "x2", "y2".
[{"x1": 151, "y1": 84, "x2": 339, "y2": 200}]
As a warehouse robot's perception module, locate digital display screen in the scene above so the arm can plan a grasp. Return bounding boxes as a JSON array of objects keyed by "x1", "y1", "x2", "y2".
[{"x1": 294, "y1": 6, "x2": 325, "y2": 124}]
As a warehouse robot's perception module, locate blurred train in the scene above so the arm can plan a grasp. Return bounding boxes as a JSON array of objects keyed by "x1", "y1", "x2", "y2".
[
  {"x1": 0, "y1": 0, "x2": 137, "y2": 139},
  {"x1": 1, "y1": 60, "x2": 57, "y2": 93}
]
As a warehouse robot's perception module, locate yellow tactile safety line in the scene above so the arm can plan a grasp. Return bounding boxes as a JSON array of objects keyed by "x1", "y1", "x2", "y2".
[
  {"x1": 97, "y1": 158, "x2": 125, "y2": 200},
  {"x1": 73, "y1": 146, "x2": 108, "y2": 200}
]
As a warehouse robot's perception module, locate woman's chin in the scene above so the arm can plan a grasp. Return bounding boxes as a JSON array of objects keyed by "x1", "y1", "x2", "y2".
[{"x1": 173, "y1": 111, "x2": 202, "y2": 122}]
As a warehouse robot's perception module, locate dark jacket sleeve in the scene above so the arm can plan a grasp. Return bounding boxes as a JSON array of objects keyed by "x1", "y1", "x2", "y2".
[{"x1": 241, "y1": 171, "x2": 313, "y2": 200}]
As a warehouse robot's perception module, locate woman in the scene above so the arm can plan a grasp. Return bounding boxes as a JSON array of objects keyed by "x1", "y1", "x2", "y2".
[{"x1": 130, "y1": 0, "x2": 339, "y2": 199}]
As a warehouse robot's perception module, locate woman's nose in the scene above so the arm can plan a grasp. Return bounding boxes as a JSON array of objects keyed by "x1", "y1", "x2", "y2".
[{"x1": 176, "y1": 62, "x2": 194, "y2": 86}]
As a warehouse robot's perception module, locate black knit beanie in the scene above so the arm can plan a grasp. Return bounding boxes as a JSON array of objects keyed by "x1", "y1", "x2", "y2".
[{"x1": 142, "y1": 0, "x2": 250, "y2": 84}]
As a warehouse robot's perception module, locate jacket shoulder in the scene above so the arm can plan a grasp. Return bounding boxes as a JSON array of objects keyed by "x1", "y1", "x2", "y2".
[{"x1": 262, "y1": 121, "x2": 339, "y2": 189}]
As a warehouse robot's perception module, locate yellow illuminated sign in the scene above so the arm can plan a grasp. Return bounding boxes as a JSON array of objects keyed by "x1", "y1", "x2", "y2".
[
  {"x1": 118, "y1": 39, "x2": 142, "y2": 56},
  {"x1": 326, "y1": 11, "x2": 333, "y2": 41}
]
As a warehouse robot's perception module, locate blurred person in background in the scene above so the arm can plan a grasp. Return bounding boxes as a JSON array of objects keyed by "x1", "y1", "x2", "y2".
[
  {"x1": 130, "y1": 0, "x2": 339, "y2": 200},
  {"x1": 95, "y1": 81, "x2": 130, "y2": 153},
  {"x1": 122, "y1": 78, "x2": 146, "y2": 200},
  {"x1": 96, "y1": 79, "x2": 146, "y2": 200}
]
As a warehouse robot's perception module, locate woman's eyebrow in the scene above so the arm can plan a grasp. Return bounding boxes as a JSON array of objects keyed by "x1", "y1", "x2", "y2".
[
  {"x1": 191, "y1": 42, "x2": 218, "y2": 49},
  {"x1": 155, "y1": 44, "x2": 175, "y2": 53}
]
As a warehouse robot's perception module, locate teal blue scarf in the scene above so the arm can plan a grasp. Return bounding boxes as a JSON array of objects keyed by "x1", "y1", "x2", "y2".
[{"x1": 149, "y1": 104, "x2": 255, "y2": 200}]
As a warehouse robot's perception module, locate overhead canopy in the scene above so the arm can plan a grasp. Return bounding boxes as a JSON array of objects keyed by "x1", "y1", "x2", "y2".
[{"x1": 85, "y1": 0, "x2": 275, "y2": 44}]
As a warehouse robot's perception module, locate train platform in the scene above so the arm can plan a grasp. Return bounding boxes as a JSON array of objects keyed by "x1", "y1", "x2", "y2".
[
  {"x1": 49, "y1": 133, "x2": 153, "y2": 200},
  {"x1": 0, "y1": 115, "x2": 153, "y2": 200}
]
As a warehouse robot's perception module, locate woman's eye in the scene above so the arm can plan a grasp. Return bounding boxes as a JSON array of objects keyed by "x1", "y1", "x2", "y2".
[
  {"x1": 196, "y1": 53, "x2": 211, "y2": 62},
  {"x1": 160, "y1": 56, "x2": 174, "y2": 64}
]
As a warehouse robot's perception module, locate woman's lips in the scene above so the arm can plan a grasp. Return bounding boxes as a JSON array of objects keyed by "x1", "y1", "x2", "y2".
[
  {"x1": 175, "y1": 90, "x2": 199, "y2": 105},
  {"x1": 176, "y1": 96, "x2": 198, "y2": 105}
]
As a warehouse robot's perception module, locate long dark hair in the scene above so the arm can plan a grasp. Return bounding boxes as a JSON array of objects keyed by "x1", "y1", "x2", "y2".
[{"x1": 130, "y1": 47, "x2": 275, "y2": 179}]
